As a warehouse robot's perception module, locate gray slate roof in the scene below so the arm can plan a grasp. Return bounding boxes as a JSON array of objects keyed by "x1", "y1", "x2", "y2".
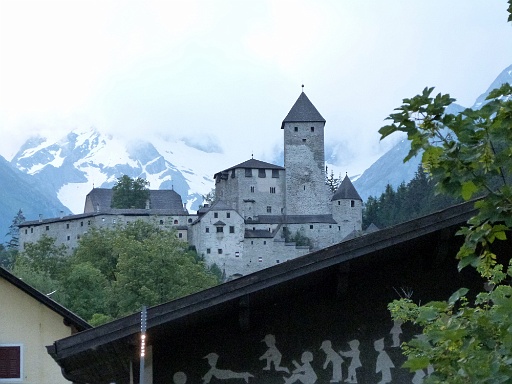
[
  {"x1": 331, "y1": 175, "x2": 362, "y2": 201},
  {"x1": 246, "y1": 214, "x2": 337, "y2": 224},
  {"x1": 214, "y1": 158, "x2": 284, "y2": 179},
  {"x1": 281, "y1": 92, "x2": 326, "y2": 129},
  {"x1": 84, "y1": 188, "x2": 187, "y2": 214}
]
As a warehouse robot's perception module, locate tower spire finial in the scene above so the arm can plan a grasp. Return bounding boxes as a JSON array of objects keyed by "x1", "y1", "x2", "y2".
[{"x1": 301, "y1": 84, "x2": 304, "y2": 93}]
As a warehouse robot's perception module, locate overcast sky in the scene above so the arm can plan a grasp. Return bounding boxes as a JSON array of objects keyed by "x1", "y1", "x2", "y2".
[{"x1": 1, "y1": 0, "x2": 511, "y2": 176}]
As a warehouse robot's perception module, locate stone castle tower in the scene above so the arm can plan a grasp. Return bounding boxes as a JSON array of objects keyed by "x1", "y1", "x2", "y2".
[{"x1": 282, "y1": 92, "x2": 331, "y2": 216}]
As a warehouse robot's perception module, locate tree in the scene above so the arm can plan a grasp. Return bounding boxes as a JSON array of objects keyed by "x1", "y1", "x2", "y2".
[
  {"x1": 111, "y1": 175, "x2": 150, "y2": 209},
  {"x1": 325, "y1": 167, "x2": 341, "y2": 194},
  {"x1": 381, "y1": 80, "x2": 512, "y2": 381},
  {"x1": 202, "y1": 188, "x2": 217, "y2": 206},
  {"x1": 68, "y1": 220, "x2": 219, "y2": 322},
  {"x1": 6, "y1": 209, "x2": 25, "y2": 250}
]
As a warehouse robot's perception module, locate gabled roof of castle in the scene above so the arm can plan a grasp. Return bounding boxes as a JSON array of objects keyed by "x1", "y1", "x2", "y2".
[
  {"x1": 84, "y1": 188, "x2": 186, "y2": 213},
  {"x1": 281, "y1": 92, "x2": 326, "y2": 129},
  {"x1": 331, "y1": 175, "x2": 362, "y2": 201},
  {"x1": 214, "y1": 158, "x2": 284, "y2": 178}
]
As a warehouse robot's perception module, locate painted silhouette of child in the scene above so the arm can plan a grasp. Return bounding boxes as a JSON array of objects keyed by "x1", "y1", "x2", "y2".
[
  {"x1": 259, "y1": 334, "x2": 290, "y2": 373},
  {"x1": 283, "y1": 351, "x2": 317, "y2": 384},
  {"x1": 339, "y1": 340, "x2": 361, "y2": 383}
]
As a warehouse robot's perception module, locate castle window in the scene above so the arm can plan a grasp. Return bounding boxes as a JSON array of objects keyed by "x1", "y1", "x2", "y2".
[
  {"x1": 310, "y1": 225, "x2": 314, "y2": 229},
  {"x1": 174, "y1": 219, "x2": 178, "y2": 224},
  {"x1": 160, "y1": 220, "x2": 164, "y2": 225},
  {"x1": 112, "y1": 219, "x2": 116, "y2": 224},
  {"x1": 0, "y1": 345, "x2": 22, "y2": 380},
  {"x1": 263, "y1": 241, "x2": 266, "y2": 245},
  {"x1": 216, "y1": 227, "x2": 223, "y2": 233},
  {"x1": 30, "y1": 228, "x2": 33, "y2": 234},
  {"x1": 258, "y1": 169, "x2": 266, "y2": 178},
  {"x1": 218, "y1": 249, "x2": 223, "y2": 254},
  {"x1": 304, "y1": 186, "x2": 306, "y2": 190},
  {"x1": 267, "y1": 206, "x2": 272, "y2": 213},
  {"x1": 231, "y1": 169, "x2": 236, "y2": 178},
  {"x1": 214, "y1": 212, "x2": 218, "y2": 218},
  {"x1": 338, "y1": 201, "x2": 341, "y2": 205},
  {"x1": 66, "y1": 223, "x2": 70, "y2": 229},
  {"x1": 88, "y1": 220, "x2": 91, "y2": 225},
  {"x1": 77, "y1": 235, "x2": 80, "y2": 240},
  {"x1": 329, "y1": 225, "x2": 332, "y2": 228},
  {"x1": 245, "y1": 168, "x2": 252, "y2": 177},
  {"x1": 46, "y1": 226, "x2": 49, "y2": 231},
  {"x1": 276, "y1": 260, "x2": 280, "y2": 264},
  {"x1": 294, "y1": 127, "x2": 298, "y2": 132},
  {"x1": 80, "y1": 221, "x2": 84, "y2": 227},
  {"x1": 226, "y1": 212, "x2": 230, "y2": 218},
  {"x1": 250, "y1": 186, "x2": 255, "y2": 193},
  {"x1": 272, "y1": 169, "x2": 279, "y2": 178},
  {"x1": 188, "y1": 218, "x2": 192, "y2": 223},
  {"x1": 302, "y1": 139, "x2": 306, "y2": 142},
  {"x1": 235, "y1": 252, "x2": 240, "y2": 257},
  {"x1": 351, "y1": 200, "x2": 355, "y2": 207},
  {"x1": 67, "y1": 236, "x2": 70, "y2": 241},
  {"x1": 258, "y1": 257, "x2": 263, "y2": 262},
  {"x1": 206, "y1": 227, "x2": 210, "y2": 233},
  {"x1": 25, "y1": 229, "x2": 27, "y2": 234},
  {"x1": 270, "y1": 187, "x2": 276, "y2": 194},
  {"x1": 338, "y1": 226, "x2": 341, "y2": 231},
  {"x1": 311, "y1": 126, "x2": 314, "y2": 132},
  {"x1": 178, "y1": 233, "x2": 183, "y2": 238},
  {"x1": 251, "y1": 241, "x2": 253, "y2": 244},
  {"x1": 207, "y1": 248, "x2": 211, "y2": 254},
  {"x1": 229, "y1": 226, "x2": 235, "y2": 233}
]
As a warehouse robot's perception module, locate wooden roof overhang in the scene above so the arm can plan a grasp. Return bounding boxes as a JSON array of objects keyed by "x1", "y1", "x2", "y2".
[{"x1": 47, "y1": 201, "x2": 478, "y2": 383}]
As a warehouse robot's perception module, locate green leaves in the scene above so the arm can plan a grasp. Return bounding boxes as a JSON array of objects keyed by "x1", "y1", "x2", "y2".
[
  {"x1": 111, "y1": 175, "x2": 150, "y2": 209},
  {"x1": 383, "y1": 80, "x2": 512, "y2": 381}
]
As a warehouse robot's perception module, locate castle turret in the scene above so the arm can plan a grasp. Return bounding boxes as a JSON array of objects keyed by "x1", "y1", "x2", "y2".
[
  {"x1": 332, "y1": 174, "x2": 363, "y2": 233},
  {"x1": 282, "y1": 92, "x2": 330, "y2": 216}
]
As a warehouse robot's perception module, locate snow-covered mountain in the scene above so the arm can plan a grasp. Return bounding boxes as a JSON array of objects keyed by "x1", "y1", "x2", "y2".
[
  {"x1": 11, "y1": 128, "x2": 226, "y2": 213},
  {"x1": 0, "y1": 154, "x2": 71, "y2": 242},
  {"x1": 354, "y1": 64, "x2": 512, "y2": 201}
]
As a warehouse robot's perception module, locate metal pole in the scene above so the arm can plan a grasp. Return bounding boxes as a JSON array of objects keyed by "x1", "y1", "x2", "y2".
[{"x1": 139, "y1": 306, "x2": 147, "y2": 384}]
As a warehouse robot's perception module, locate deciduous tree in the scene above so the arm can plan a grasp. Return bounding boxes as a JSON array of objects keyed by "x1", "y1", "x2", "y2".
[{"x1": 111, "y1": 175, "x2": 150, "y2": 209}]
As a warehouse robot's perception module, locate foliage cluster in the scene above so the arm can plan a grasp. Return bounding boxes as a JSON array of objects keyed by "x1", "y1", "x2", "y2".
[
  {"x1": 111, "y1": 175, "x2": 150, "y2": 209},
  {"x1": 282, "y1": 227, "x2": 312, "y2": 247},
  {"x1": 363, "y1": 165, "x2": 459, "y2": 229},
  {"x1": 10, "y1": 220, "x2": 219, "y2": 326},
  {"x1": 381, "y1": 81, "x2": 512, "y2": 382}
]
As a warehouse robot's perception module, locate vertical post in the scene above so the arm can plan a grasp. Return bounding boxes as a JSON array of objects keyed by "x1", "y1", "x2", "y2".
[{"x1": 139, "y1": 306, "x2": 147, "y2": 384}]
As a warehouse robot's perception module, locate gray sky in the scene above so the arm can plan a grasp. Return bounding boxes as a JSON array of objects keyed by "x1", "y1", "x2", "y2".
[{"x1": 1, "y1": 0, "x2": 511, "y2": 176}]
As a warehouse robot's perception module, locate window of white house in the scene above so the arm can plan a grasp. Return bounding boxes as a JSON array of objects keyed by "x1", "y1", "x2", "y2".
[
  {"x1": 310, "y1": 225, "x2": 313, "y2": 229},
  {"x1": 272, "y1": 169, "x2": 279, "y2": 178},
  {"x1": 250, "y1": 186, "x2": 255, "y2": 193},
  {"x1": 159, "y1": 220, "x2": 164, "y2": 225},
  {"x1": 351, "y1": 200, "x2": 355, "y2": 207},
  {"x1": 80, "y1": 221, "x2": 84, "y2": 227},
  {"x1": 229, "y1": 226, "x2": 235, "y2": 233},
  {"x1": 258, "y1": 256, "x2": 263, "y2": 262},
  {"x1": 188, "y1": 218, "x2": 193, "y2": 223},
  {"x1": 30, "y1": 228, "x2": 33, "y2": 233},
  {"x1": 338, "y1": 201, "x2": 341, "y2": 205},
  {"x1": 0, "y1": 344, "x2": 22, "y2": 380},
  {"x1": 302, "y1": 138, "x2": 306, "y2": 142},
  {"x1": 206, "y1": 248, "x2": 211, "y2": 254},
  {"x1": 245, "y1": 168, "x2": 252, "y2": 177},
  {"x1": 46, "y1": 226, "x2": 49, "y2": 231},
  {"x1": 270, "y1": 187, "x2": 276, "y2": 194},
  {"x1": 294, "y1": 127, "x2": 298, "y2": 132},
  {"x1": 218, "y1": 249, "x2": 223, "y2": 254},
  {"x1": 206, "y1": 227, "x2": 210, "y2": 233},
  {"x1": 178, "y1": 233, "x2": 183, "y2": 238},
  {"x1": 174, "y1": 219, "x2": 178, "y2": 224},
  {"x1": 267, "y1": 206, "x2": 272, "y2": 213},
  {"x1": 66, "y1": 223, "x2": 70, "y2": 229},
  {"x1": 231, "y1": 169, "x2": 236, "y2": 178},
  {"x1": 214, "y1": 212, "x2": 218, "y2": 218},
  {"x1": 226, "y1": 212, "x2": 230, "y2": 218},
  {"x1": 311, "y1": 126, "x2": 315, "y2": 132},
  {"x1": 216, "y1": 227, "x2": 223, "y2": 233},
  {"x1": 258, "y1": 169, "x2": 266, "y2": 178}
]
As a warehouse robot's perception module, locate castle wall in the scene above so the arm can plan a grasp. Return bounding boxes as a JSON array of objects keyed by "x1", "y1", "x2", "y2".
[
  {"x1": 332, "y1": 199, "x2": 363, "y2": 235},
  {"x1": 283, "y1": 122, "x2": 330, "y2": 216},
  {"x1": 216, "y1": 168, "x2": 285, "y2": 219}
]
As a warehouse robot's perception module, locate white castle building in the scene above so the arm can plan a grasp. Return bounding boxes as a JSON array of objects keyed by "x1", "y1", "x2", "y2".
[{"x1": 19, "y1": 91, "x2": 362, "y2": 279}]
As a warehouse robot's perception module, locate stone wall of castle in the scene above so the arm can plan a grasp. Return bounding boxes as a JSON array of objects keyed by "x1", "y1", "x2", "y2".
[{"x1": 283, "y1": 122, "x2": 330, "y2": 216}]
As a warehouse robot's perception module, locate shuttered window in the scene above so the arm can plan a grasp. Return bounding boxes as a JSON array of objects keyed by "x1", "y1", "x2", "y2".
[{"x1": 0, "y1": 345, "x2": 21, "y2": 379}]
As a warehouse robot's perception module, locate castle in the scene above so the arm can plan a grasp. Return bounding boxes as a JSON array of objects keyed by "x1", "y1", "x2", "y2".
[{"x1": 18, "y1": 91, "x2": 362, "y2": 279}]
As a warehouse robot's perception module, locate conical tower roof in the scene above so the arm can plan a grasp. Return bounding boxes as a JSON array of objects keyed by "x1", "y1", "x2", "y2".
[
  {"x1": 281, "y1": 92, "x2": 326, "y2": 129},
  {"x1": 332, "y1": 175, "x2": 362, "y2": 201}
]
